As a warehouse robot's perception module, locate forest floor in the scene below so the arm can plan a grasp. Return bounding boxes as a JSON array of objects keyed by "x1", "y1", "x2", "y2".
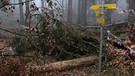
[
  {"x1": 35, "y1": 44, "x2": 135, "y2": 76},
  {"x1": 0, "y1": 21, "x2": 135, "y2": 76},
  {"x1": 1, "y1": 37, "x2": 135, "y2": 76}
]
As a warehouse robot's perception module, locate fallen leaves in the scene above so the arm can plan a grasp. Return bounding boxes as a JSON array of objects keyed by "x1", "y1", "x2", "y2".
[
  {"x1": 130, "y1": 62, "x2": 135, "y2": 70},
  {"x1": 107, "y1": 44, "x2": 135, "y2": 76},
  {"x1": 0, "y1": 56, "x2": 26, "y2": 76}
]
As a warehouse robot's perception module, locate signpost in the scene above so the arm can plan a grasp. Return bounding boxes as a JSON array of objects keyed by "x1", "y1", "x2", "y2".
[
  {"x1": 90, "y1": 4, "x2": 117, "y2": 10},
  {"x1": 90, "y1": 1, "x2": 117, "y2": 76}
]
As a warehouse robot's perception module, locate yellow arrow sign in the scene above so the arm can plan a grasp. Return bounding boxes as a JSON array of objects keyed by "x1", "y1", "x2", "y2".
[
  {"x1": 96, "y1": 11, "x2": 102, "y2": 16},
  {"x1": 90, "y1": 3, "x2": 116, "y2": 10},
  {"x1": 96, "y1": 18, "x2": 105, "y2": 24}
]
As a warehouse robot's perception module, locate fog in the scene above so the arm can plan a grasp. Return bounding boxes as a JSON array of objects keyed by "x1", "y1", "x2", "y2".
[
  {"x1": 0, "y1": 0, "x2": 133, "y2": 28},
  {"x1": 111, "y1": 0, "x2": 128, "y2": 23}
]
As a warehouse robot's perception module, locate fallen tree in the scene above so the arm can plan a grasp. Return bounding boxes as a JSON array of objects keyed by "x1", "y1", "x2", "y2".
[
  {"x1": 28, "y1": 56, "x2": 98, "y2": 72},
  {"x1": 107, "y1": 30, "x2": 135, "y2": 60}
]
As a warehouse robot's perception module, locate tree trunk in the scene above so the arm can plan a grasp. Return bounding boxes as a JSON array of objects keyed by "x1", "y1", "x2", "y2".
[
  {"x1": 67, "y1": 0, "x2": 72, "y2": 23},
  {"x1": 127, "y1": 0, "x2": 135, "y2": 20},
  {"x1": 29, "y1": 56, "x2": 98, "y2": 72},
  {"x1": 41, "y1": 0, "x2": 45, "y2": 14},
  {"x1": 77, "y1": 0, "x2": 87, "y2": 26},
  {"x1": 25, "y1": 0, "x2": 30, "y2": 26},
  {"x1": 127, "y1": 0, "x2": 135, "y2": 11},
  {"x1": 19, "y1": 0, "x2": 25, "y2": 25},
  {"x1": 77, "y1": 0, "x2": 82, "y2": 25},
  {"x1": 81, "y1": 0, "x2": 87, "y2": 26}
]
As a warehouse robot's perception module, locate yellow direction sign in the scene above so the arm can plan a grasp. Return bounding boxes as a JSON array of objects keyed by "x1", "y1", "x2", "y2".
[
  {"x1": 96, "y1": 18, "x2": 105, "y2": 24},
  {"x1": 90, "y1": 3, "x2": 116, "y2": 10},
  {"x1": 96, "y1": 11, "x2": 102, "y2": 16}
]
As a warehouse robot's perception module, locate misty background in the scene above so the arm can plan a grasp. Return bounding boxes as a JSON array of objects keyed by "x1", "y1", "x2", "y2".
[{"x1": 0, "y1": 0, "x2": 134, "y2": 29}]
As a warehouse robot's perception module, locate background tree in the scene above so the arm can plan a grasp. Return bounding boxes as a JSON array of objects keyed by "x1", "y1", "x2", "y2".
[
  {"x1": 67, "y1": 0, "x2": 72, "y2": 23},
  {"x1": 25, "y1": 0, "x2": 30, "y2": 26},
  {"x1": 127, "y1": 0, "x2": 135, "y2": 20},
  {"x1": 19, "y1": 0, "x2": 25, "y2": 25},
  {"x1": 41, "y1": 0, "x2": 45, "y2": 14},
  {"x1": 77, "y1": 0, "x2": 87, "y2": 26},
  {"x1": 81, "y1": 0, "x2": 87, "y2": 26}
]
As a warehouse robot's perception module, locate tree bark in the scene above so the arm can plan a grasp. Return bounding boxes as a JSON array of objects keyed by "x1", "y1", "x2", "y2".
[
  {"x1": 29, "y1": 56, "x2": 98, "y2": 72},
  {"x1": 127, "y1": 0, "x2": 135, "y2": 11},
  {"x1": 25, "y1": 0, "x2": 30, "y2": 26},
  {"x1": 77, "y1": 0, "x2": 87, "y2": 26},
  {"x1": 41, "y1": 0, "x2": 45, "y2": 14},
  {"x1": 19, "y1": 0, "x2": 25, "y2": 25},
  {"x1": 77, "y1": 0, "x2": 81, "y2": 25},
  {"x1": 67, "y1": 0, "x2": 72, "y2": 23},
  {"x1": 81, "y1": 0, "x2": 87, "y2": 26},
  {"x1": 127, "y1": 0, "x2": 135, "y2": 20}
]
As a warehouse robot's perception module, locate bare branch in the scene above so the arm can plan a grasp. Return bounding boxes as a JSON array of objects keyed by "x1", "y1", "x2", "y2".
[
  {"x1": 0, "y1": 0, "x2": 34, "y2": 8},
  {"x1": 0, "y1": 27, "x2": 27, "y2": 37},
  {"x1": 8, "y1": 0, "x2": 34, "y2": 5}
]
